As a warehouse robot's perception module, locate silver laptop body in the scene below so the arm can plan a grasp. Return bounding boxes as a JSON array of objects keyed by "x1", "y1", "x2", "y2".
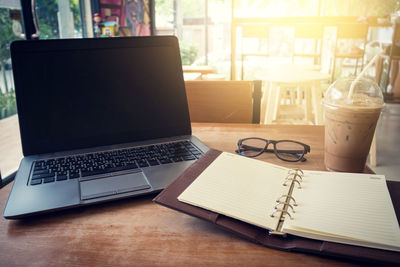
[{"x1": 4, "y1": 36, "x2": 208, "y2": 219}]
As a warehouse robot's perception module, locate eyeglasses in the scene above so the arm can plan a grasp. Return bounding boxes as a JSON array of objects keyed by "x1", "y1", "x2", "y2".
[{"x1": 235, "y1": 137, "x2": 310, "y2": 162}]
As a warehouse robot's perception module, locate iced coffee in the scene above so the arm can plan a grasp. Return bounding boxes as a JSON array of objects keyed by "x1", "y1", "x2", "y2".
[{"x1": 324, "y1": 77, "x2": 384, "y2": 172}]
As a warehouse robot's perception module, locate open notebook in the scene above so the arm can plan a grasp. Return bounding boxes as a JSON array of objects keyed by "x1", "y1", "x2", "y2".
[{"x1": 178, "y1": 152, "x2": 400, "y2": 252}]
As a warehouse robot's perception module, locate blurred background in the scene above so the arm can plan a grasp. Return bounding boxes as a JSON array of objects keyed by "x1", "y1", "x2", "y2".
[{"x1": 1, "y1": 0, "x2": 400, "y2": 181}]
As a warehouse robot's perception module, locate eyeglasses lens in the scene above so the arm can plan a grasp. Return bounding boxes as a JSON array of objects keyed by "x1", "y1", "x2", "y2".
[
  {"x1": 239, "y1": 139, "x2": 266, "y2": 157},
  {"x1": 275, "y1": 141, "x2": 305, "y2": 161}
]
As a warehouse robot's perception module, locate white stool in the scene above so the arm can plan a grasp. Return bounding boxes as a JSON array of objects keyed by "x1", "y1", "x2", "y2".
[{"x1": 259, "y1": 65, "x2": 330, "y2": 125}]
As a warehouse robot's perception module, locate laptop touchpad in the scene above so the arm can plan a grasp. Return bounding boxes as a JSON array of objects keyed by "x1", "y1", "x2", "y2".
[{"x1": 79, "y1": 172, "x2": 151, "y2": 200}]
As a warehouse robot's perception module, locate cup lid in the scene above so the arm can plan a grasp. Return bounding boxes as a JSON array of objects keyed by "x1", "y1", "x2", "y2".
[{"x1": 324, "y1": 77, "x2": 384, "y2": 108}]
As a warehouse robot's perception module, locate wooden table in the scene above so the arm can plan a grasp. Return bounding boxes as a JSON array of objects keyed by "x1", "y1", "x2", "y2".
[
  {"x1": 0, "y1": 123, "x2": 365, "y2": 266},
  {"x1": 183, "y1": 72, "x2": 202, "y2": 81},
  {"x1": 257, "y1": 64, "x2": 330, "y2": 125},
  {"x1": 182, "y1": 65, "x2": 214, "y2": 75}
]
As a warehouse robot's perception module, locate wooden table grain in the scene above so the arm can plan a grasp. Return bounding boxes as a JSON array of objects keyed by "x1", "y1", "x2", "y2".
[{"x1": 0, "y1": 123, "x2": 365, "y2": 267}]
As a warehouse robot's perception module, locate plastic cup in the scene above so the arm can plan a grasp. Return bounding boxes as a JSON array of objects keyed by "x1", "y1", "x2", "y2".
[{"x1": 323, "y1": 77, "x2": 384, "y2": 172}]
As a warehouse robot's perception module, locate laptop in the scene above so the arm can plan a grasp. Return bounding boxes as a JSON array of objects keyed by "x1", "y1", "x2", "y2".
[{"x1": 3, "y1": 36, "x2": 209, "y2": 219}]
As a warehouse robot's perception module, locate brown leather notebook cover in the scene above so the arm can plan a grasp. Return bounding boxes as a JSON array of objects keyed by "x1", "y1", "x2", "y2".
[{"x1": 153, "y1": 149, "x2": 400, "y2": 265}]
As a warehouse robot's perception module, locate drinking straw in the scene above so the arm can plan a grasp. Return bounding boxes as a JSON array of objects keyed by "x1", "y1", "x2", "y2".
[{"x1": 347, "y1": 54, "x2": 379, "y2": 99}]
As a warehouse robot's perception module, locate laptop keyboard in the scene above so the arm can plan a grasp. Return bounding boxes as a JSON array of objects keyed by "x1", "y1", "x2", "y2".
[{"x1": 29, "y1": 141, "x2": 203, "y2": 186}]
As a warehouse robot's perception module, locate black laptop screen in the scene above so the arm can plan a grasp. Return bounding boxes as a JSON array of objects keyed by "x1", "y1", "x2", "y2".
[{"x1": 12, "y1": 37, "x2": 191, "y2": 156}]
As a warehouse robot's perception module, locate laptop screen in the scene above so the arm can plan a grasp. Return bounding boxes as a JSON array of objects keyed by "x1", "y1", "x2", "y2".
[{"x1": 11, "y1": 36, "x2": 191, "y2": 156}]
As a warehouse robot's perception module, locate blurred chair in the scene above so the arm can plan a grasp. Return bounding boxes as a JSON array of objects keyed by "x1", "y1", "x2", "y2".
[
  {"x1": 292, "y1": 23, "x2": 324, "y2": 68},
  {"x1": 260, "y1": 65, "x2": 330, "y2": 125},
  {"x1": 376, "y1": 18, "x2": 400, "y2": 100},
  {"x1": 184, "y1": 80, "x2": 262, "y2": 123},
  {"x1": 263, "y1": 81, "x2": 324, "y2": 125},
  {"x1": 331, "y1": 23, "x2": 369, "y2": 81},
  {"x1": 239, "y1": 24, "x2": 270, "y2": 80}
]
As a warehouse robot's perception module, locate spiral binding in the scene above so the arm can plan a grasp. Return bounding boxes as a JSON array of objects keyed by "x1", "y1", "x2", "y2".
[
  {"x1": 274, "y1": 202, "x2": 295, "y2": 213},
  {"x1": 270, "y1": 208, "x2": 292, "y2": 219},
  {"x1": 276, "y1": 195, "x2": 297, "y2": 206},
  {"x1": 283, "y1": 169, "x2": 303, "y2": 188},
  {"x1": 270, "y1": 168, "x2": 304, "y2": 225}
]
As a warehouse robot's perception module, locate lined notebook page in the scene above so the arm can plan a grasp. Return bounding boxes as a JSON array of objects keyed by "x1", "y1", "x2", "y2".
[
  {"x1": 282, "y1": 171, "x2": 400, "y2": 252},
  {"x1": 178, "y1": 152, "x2": 289, "y2": 230}
]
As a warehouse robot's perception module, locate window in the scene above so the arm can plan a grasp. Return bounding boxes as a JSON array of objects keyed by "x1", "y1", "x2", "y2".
[
  {"x1": 0, "y1": 0, "x2": 84, "y2": 184},
  {"x1": 0, "y1": 3, "x2": 23, "y2": 182},
  {"x1": 155, "y1": 0, "x2": 232, "y2": 78}
]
